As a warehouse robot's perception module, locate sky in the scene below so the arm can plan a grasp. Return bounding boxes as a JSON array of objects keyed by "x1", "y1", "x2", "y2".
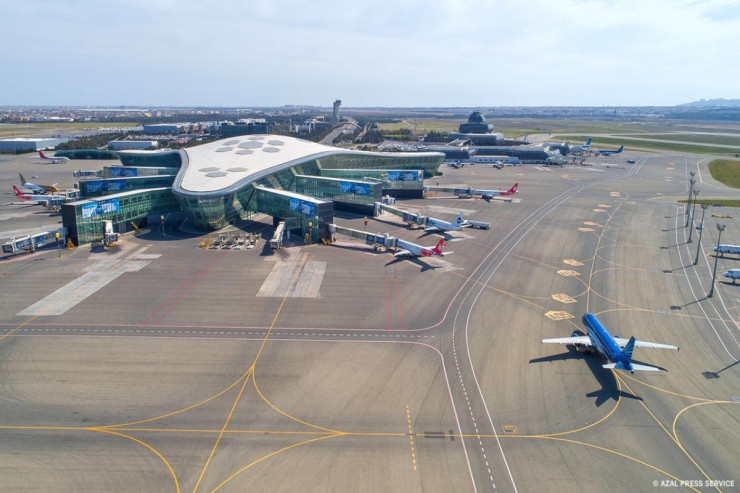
[{"x1": 1, "y1": 0, "x2": 739, "y2": 107}]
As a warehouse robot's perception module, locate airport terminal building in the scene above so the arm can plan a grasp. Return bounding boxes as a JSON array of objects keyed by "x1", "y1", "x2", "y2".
[{"x1": 62, "y1": 135, "x2": 443, "y2": 244}]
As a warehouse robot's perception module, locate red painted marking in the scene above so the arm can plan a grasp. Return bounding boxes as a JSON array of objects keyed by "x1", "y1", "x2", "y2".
[
  {"x1": 145, "y1": 252, "x2": 225, "y2": 325},
  {"x1": 152, "y1": 253, "x2": 228, "y2": 325},
  {"x1": 385, "y1": 275, "x2": 392, "y2": 331},
  {"x1": 394, "y1": 275, "x2": 403, "y2": 331}
]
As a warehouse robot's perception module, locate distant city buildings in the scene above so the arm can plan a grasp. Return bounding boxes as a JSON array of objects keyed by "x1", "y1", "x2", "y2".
[{"x1": 220, "y1": 119, "x2": 270, "y2": 138}]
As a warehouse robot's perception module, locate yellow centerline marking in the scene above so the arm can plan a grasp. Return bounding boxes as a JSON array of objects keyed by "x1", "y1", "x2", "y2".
[
  {"x1": 617, "y1": 376, "x2": 724, "y2": 492},
  {"x1": 94, "y1": 428, "x2": 180, "y2": 493},
  {"x1": 193, "y1": 251, "x2": 308, "y2": 492},
  {"x1": 406, "y1": 404, "x2": 417, "y2": 472},
  {"x1": 210, "y1": 434, "x2": 342, "y2": 492}
]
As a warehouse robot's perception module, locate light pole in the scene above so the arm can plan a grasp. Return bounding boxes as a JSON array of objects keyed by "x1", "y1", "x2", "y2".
[
  {"x1": 694, "y1": 204, "x2": 708, "y2": 265},
  {"x1": 687, "y1": 189, "x2": 699, "y2": 243},
  {"x1": 685, "y1": 174, "x2": 695, "y2": 227},
  {"x1": 708, "y1": 223, "x2": 726, "y2": 298}
]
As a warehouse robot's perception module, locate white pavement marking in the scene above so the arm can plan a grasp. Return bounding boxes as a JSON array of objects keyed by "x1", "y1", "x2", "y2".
[
  {"x1": 17, "y1": 260, "x2": 150, "y2": 316},
  {"x1": 135, "y1": 254, "x2": 162, "y2": 259},
  {"x1": 256, "y1": 260, "x2": 327, "y2": 298}
]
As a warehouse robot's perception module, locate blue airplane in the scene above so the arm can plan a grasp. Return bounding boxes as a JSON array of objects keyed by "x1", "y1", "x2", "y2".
[
  {"x1": 542, "y1": 313, "x2": 678, "y2": 372},
  {"x1": 597, "y1": 145, "x2": 624, "y2": 156}
]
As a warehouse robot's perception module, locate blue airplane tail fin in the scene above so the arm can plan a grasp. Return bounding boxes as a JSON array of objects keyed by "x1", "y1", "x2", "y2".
[
  {"x1": 617, "y1": 145, "x2": 624, "y2": 153},
  {"x1": 621, "y1": 336, "x2": 636, "y2": 362},
  {"x1": 585, "y1": 138, "x2": 592, "y2": 147}
]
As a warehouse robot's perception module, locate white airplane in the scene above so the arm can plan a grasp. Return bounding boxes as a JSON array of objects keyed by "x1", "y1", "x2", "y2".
[
  {"x1": 475, "y1": 183, "x2": 518, "y2": 200},
  {"x1": 425, "y1": 212, "x2": 470, "y2": 232},
  {"x1": 570, "y1": 137, "x2": 592, "y2": 153},
  {"x1": 19, "y1": 174, "x2": 58, "y2": 194},
  {"x1": 12, "y1": 185, "x2": 65, "y2": 205},
  {"x1": 39, "y1": 151, "x2": 70, "y2": 164},
  {"x1": 394, "y1": 237, "x2": 452, "y2": 258},
  {"x1": 722, "y1": 269, "x2": 740, "y2": 283},
  {"x1": 714, "y1": 244, "x2": 740, "y2": 256},
  {"x1": 542, "y1": 313, "x2": 678, "y2": 372}
]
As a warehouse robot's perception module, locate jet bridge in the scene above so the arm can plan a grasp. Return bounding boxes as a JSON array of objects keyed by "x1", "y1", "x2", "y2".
[
  {"x1": 374, "y1": 202, "x2": 426, "y2": 227},
  {"x1": 328, "y1": 224, "x2": 397, "y2": 249},
  {"x1": 2, "y1": 227, "x2": 67, "y2": 255},
  {"x1": 424, "y1": 185, "x2": 473, "y2": 198}
]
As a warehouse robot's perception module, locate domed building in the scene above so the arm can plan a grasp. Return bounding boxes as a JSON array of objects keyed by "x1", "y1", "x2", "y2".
[{"x1": 458, "y1": 111, "x2": 493, "y2": 134}]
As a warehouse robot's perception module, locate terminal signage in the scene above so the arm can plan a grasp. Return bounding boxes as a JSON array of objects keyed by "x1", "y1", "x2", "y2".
[
  {"x1": 387, "y1": 171, "x2": 419, "y2": 182},
  {"x1": 289, "y1": 197, "x2": 314, "y2": 217},
  {"x1": 81, "y1": 198, "x2": 121, "y2": 219},
  {"x1": 340, "y1": 181, "x2": 370, "y2": 195}
]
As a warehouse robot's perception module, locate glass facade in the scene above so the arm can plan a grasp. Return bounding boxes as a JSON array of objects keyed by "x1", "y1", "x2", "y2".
[
  {"x1": 252, "y1": 187, "x2": 332, "y2": 241},
  {"x1": 318, "y1": 169, "x2": 424, "y2": 198},
  {"x1": 294, "y1": 175, "x2": 381, "y2": 214},
  {"x1": 55, "y1": 149, "x2": 119, "y2": 160},
  {"x1": 62, "y1": 188, "x2": 181, "y2": 245},
  {"x1": 317, "y1": 153, "x2": 441, "y2": 178},
  {"x1": 101, "y1": 165, "x2": 180, "y2": 178},
  {"x1": 179, "y1": 186, "x2": 255, "y2": 232},
  {"x1": 79, "y1": 175, "x2": 176, "y2": 198},
  {"x1": 117, "y1": 150, "x2": 182, "y2": 168}
]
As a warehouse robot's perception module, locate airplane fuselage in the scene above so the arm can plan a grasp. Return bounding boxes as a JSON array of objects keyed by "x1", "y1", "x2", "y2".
[{"x1": 582, "y1": 313, "x2": 630, "y2": 368}]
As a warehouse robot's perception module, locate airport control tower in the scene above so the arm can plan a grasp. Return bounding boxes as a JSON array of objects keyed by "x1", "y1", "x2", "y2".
[{"x1": 332, "y1": 99, "x2": 341, "y2": 124}]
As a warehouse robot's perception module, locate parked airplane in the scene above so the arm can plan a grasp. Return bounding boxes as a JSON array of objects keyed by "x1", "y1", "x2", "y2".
[
  {"x1": 542, "y1": 313, "x2": 678, "y2": 372},
  {"x1": 475, "y1": 183, "x2": 518, "y2": 200},
  {"x1": 723, "y1": 269, "x2": 740, "y2": 284},
  {"x1": 570, "y1": 137, "x2": 592, "y2": 153},
  {"x1": 394, "y1": 237, "x2": 452, "y2": 257},
  {"x1": 19, "y1": 174, "x2": 58, "y2": 194},
  {"x1": 714, "y1": 244, "x2": 740, "y2": 256},
  {"x1": 12, "y1": 185, "x2": 65, "y2": 204},
  {"x1": 425, "y1": 212, "x2": 469, "y2": 232},
  {"x1": 596, "y1": 145, "x2": 624, "y2": 156},
  {"x1": 38, "y1": 151, "x2": 70, "y2": 164}
]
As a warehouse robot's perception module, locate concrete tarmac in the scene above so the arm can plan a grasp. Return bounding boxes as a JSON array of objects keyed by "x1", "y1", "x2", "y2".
[{"x1": 0, "y1": 151, "x2": 739, "y2": 491}]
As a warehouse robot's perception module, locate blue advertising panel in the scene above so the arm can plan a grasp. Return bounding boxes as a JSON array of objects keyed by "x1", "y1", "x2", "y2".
[
  {"x1": 289, "y1": 197, "x2": 314, "y2": 217},
  {"x1": 106, "y1": 180, "x2": 127, "y2": 192},
  {"x1": 110, "y1": 167, "x2": 137, "y2": 177},
  {"x1": 86, "y1": 180, "x2": 104, "y2": 193},
  {"x1": 386, "y1": 171, "x2": 419, "y2": 182},
  {"x1": 340, "y1": 181, "x2": 370, "y2": 195},
  {"x1": 81, "y1": 198, "x2": 121, "y2": 219}
]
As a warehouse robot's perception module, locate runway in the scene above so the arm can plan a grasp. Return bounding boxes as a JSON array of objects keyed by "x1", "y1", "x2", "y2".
[{"x1": 1, "y1": 152, "x2": 738, "y2": 491}]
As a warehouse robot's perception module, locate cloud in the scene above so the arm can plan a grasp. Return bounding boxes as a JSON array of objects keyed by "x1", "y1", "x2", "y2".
[{"x1": 0, "y1": 0, "x2": 738, "y2": 105}]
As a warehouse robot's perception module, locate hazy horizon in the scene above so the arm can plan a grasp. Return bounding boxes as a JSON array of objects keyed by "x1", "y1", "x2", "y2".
[{"x1": 2, "y1": 0, "x2": 739, "y2": 107}]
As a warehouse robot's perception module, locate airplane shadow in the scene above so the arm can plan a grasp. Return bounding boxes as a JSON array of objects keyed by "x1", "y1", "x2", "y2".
[
  {"x1": 385, "y1": 256, "x2": 438, "y2": 272},
  {"x1": 418, "y1": 229, "x2": 453, "y2": 240},
  {"x1": 529, "y1": 346, "x2": 643, "y2": 407}
]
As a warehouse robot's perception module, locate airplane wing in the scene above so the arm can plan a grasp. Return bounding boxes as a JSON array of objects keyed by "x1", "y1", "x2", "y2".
[
  {"x1": 424, "y1": 226, "x2": 439, "y2": 232},
  {"x1": 394, "y1": 250, "x2": 412, "y2": 257},
  {"x1": 613, "y1": 337, "x2": 678, "y2": 351},
  {"x1": 542, "y1": 336, "x2": 592, "y2": 346}
]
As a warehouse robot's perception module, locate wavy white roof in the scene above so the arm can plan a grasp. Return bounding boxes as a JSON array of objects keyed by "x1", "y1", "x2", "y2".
[{"x1": 176, "y1": 135, "x2": 441, "y2": 195}]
